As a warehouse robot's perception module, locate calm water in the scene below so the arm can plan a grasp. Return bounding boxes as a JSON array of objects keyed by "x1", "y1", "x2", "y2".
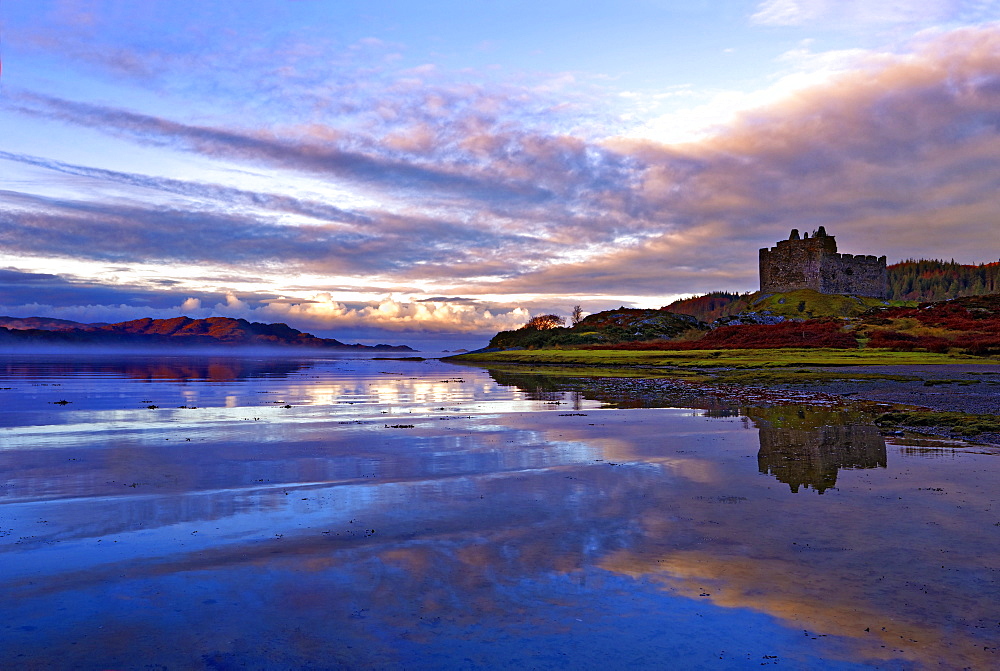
[{"x1": 0, "y1": 353, "x2": 997, "y2": 670}]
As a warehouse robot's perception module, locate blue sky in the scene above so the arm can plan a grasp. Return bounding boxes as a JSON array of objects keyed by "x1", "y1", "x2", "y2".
[{"x1": 3, "y1": 1, "x2": 1000, "y2": 349}]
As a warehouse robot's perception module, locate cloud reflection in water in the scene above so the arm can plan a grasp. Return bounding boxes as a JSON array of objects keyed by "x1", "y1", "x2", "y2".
[{"x1": 0, "y1": 355, "x2": 996, "y2": 669}]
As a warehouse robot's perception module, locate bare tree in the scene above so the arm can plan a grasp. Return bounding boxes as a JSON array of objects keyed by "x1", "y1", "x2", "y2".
[
  {"x1": 521, "y1": 314, "x2": 565, "y2": 330},
  {"x1": 570, "y1": 305, "x2": 583, "y2": 326}
]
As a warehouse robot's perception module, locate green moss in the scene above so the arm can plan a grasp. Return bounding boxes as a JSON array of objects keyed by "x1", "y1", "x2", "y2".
[
  {"x1": 747, "y1": 289, "x2": 898, "y2": 319},
  {"x1": 451, "y1": 362, "x2": 708, "y2": 380},
  {"x1": 875, "y1": 410, "x2": 1000, "y2": 436},
  {"x1": 744, "y1": 405, "x2": 875, "y2": 430}
]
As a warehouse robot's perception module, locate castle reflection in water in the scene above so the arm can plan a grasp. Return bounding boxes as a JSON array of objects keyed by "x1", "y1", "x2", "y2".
[
  {"x1": 749, "y1": 407, "x2": 887, "y2": 493},
  {"x1": 15, "y1": 346, "x2": 885, "y2": 499},
  {"x1": 482, "y1": 369, "x2": 891, "y2": 494}
]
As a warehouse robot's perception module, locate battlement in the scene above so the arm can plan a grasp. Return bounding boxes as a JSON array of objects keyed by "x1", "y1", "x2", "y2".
[{"x1": 759, "y1": 227, "x2": 887, "y2": 298}]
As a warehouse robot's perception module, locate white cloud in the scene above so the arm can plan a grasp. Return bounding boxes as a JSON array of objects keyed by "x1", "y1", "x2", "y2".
[
  {"x1": 0, "y1": 294, "x2": 537, "y2": 337},
  {"x1": 253, "y1": 294, "x2": 532, "y2": 334},
  {"x1": 752, "y1": 0, "x2": 819, "y2": 26},
  {"x1": 751, "y1": 0, "x2": 959, "y2": 27},
  {"x1": 621, "y1": 42, "x2": 874, "y2": 145}
]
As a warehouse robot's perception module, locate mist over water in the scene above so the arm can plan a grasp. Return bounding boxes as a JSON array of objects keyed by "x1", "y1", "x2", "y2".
[{"x1": 1, "y1": 353, "x2": 997, "y2": 669}]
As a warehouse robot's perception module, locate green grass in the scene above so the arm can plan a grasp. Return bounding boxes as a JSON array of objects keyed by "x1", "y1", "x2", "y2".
[
  {"x1": 875, "y1": 411, "x2": 1000, "y2": 436},
  {"x1": 746, "y1": 289, "x2": 907, "y2": 318},
  {"x1": 447, "y1": 362, "x2": 710, "y2": 380}
]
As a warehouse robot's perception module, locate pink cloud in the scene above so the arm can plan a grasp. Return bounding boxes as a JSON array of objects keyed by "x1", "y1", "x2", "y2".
[{"x1": 7, "y1": 25, "x2": 1000, "y2": 307}]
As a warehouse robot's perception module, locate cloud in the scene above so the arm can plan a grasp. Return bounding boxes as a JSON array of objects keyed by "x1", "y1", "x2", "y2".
[
  {"x1": 6, "y1": 23, "x2": 1000, "y2": 313},
  {"x1": 254, "y1": 294, "x2": 532, "y2": 334},
  {"x1": 0, "y1": 267, "x2": 233, "y2": 312},
  {"x1": 751, "y1": 0, "x2": 818, "y2": 26},
  {"x1": 0, "y1": 188, "x2": 547, "y2": 279},
  {"x1": 5, "y1": 89, "x2": 656, "y2": 261},
  {"x1": 0, "y1": 151, "x2": 374, "y2": 226},
  {"x1": 9, "y1": 91, "x2": 561, "y2": 204},
  {"x1": 750, "y1": 0, "x2": 958, "y2": 27},
  {"x1": 606, "y1": 26, "x2": 1000, "y2": 275},
  {"x1": 416, "y1": 296, "x2": 479, "y2": 303},
  {"x1": 0, "y1": 276, "x2": 534, "y2": 337},
  {"x1": 1, "y1": 91, "x2": 666, "y2": 285}
]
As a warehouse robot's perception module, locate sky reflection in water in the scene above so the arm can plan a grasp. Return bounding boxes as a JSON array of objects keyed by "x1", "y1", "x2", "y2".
[{"x1": 0, "y1": 354, "x2": 997, "y2": 669}]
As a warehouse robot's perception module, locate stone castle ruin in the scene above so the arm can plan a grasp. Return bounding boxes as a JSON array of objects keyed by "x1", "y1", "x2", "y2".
[{"x1": 759, "y1": 227, "x2": 887, "y2": 299}]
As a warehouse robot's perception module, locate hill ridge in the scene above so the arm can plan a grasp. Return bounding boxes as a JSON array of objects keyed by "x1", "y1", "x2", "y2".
[{"x1": 0, "y1": 315, "x2": 414, "y2": 351}]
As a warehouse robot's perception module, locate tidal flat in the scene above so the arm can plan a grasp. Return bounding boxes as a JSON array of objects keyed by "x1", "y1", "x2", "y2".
[{"x1": 1, "y1": 353, "x2": 998, "y2": 669}]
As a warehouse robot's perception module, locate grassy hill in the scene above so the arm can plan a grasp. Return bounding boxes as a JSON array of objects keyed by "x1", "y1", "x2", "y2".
[
  {"x1": 488, "y1": 308, "x2": 705, "y2": 349},
  {"x1": 596, "y1": 293, "x2": 1000, "y2": 355},
  {"x1": 742, "y1": 289, "x2": 896, "y2": 319},
  {"x1": 666, "y1": 289, "x2": 898, "y2": 322},
  {"x1": 486, "y1": 293, "x2": 1000, "y2": 357}
]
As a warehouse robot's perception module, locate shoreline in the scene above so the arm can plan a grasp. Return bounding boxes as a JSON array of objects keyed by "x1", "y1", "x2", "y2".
[{"x1": 447, "y1": 353, "x2": 1000, "y2": 446}]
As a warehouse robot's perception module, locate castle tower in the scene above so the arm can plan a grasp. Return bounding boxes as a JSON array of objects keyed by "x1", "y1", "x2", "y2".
[{"x1": 759, "y1": 228, "x2": 887, "y2": 298}]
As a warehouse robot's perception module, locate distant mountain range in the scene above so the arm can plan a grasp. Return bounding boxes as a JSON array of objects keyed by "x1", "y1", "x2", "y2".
[{"x1": 0, "y1": 316, "x2": 415, "y2": 351}]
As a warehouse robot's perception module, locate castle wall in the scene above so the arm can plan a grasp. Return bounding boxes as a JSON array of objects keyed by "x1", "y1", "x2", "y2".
[
  {"x1": 759, "y1": 236, "x2": 835, "y2": 294},
  {"x1": 819, "y1": 253, "x2": 888, "y2": 298},
  {"x1": 759, "y1": 230, "x2": 887, "y2": 298}
]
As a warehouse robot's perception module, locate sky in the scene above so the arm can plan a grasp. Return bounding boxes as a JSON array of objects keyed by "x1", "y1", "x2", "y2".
[{"x1": 3, "y1": 0, "x2": 1000, "y2": 350}]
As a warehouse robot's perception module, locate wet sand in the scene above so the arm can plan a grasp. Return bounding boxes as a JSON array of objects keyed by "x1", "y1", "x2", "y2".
[{"x1": 776, "y1": 364, "x2": 1000, "y2": 413}]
